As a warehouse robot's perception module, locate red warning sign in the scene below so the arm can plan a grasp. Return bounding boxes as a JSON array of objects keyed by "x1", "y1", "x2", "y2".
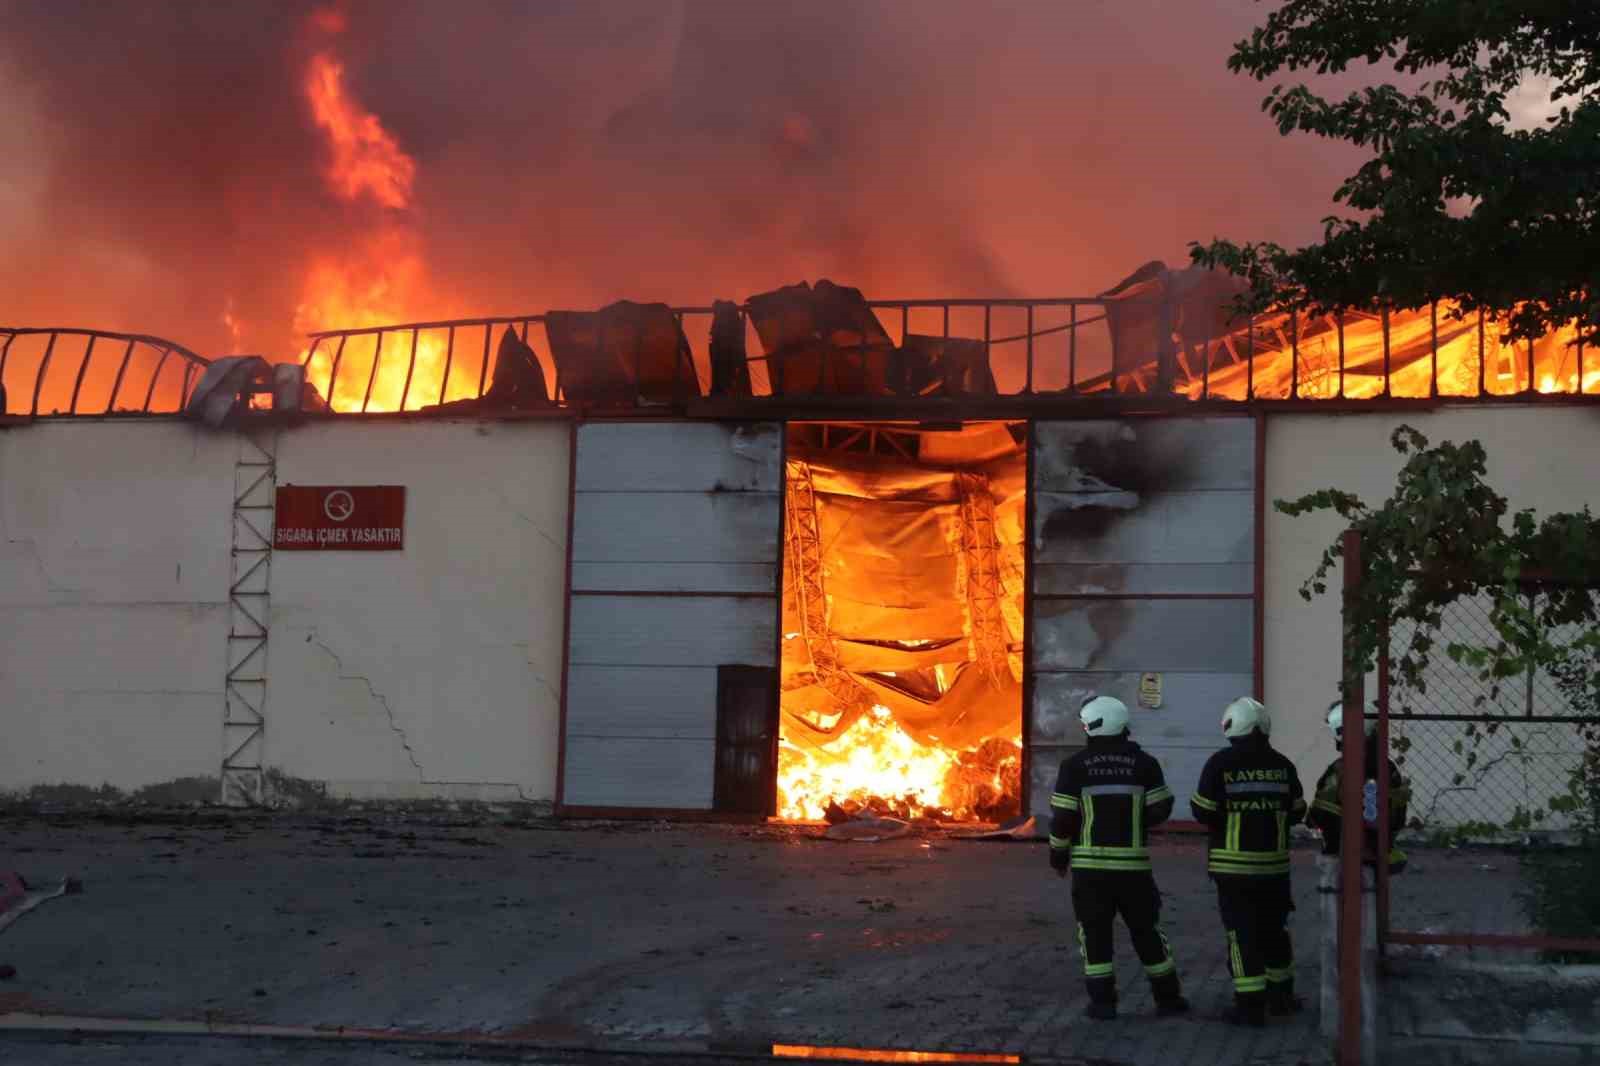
[{"x1": 274, "y1": 486, "x2": 405, "y2": 551}]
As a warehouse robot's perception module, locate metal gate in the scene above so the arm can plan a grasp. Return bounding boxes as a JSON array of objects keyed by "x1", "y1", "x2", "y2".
[
  {"x1": 1027, "y1": 416, "x2": 1259, "y2": 817},
  {"x1": 558, "y1": 421, "x2": 783, "y2": 814}
]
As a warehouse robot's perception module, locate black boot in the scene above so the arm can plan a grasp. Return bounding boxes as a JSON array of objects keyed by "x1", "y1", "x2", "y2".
[
  {"x1": 1223, "y1": 993, "x2": 1267, "y2": 1027},
  {"x1": 1083, "y1": 977, "x2": 1117, "y2": 1021},
  {"x1": 1267, "y1": 981, "x2": 1304, "y2": 1016},
  {"x1": 1149, "y1": 972, "x2": 1190, "y2": 1016}
]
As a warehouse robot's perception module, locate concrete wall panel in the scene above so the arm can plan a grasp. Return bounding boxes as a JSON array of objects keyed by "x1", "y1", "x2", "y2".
[
  {"x1": 269, "y1": 419, "x2": 570, "y2": 802},
  {"x1": 564, "y1": 666, "x2": 719, "y2": 740},
  {"x1": 573, "y1": 423, "x2": 781, "y2": 493},
  {"x1": 0, "y1": 421, "x2": 233, "y2": 793},
  {"x1": 563, "y1": 421, "x2": 782, "y2": 810},
  {"x1": 568, "y1": 595, "x2": 775, "y2": 669},
  {"x1": 561, "y1": 736, "x2": 713, "y2": 809},
  {"x1": 1032, "y1": 599, "x2": 1254, "y2": 674},
  {"x1": 1029, "y1": 416, "x2": 1257, "y2": 819},
  {"x1": 570, "y1": 562, "x2": 775, "y2": 595}
]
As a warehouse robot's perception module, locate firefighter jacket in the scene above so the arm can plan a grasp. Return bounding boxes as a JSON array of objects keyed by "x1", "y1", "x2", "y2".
[
  {"x1": 1189, "y1": 732, "x2": 1306, "y2": 877},
  {"x1": 1307, "y1": 738, "x2": 1410, "y2": 869},
  {"x1": 1049, "y1": 734, "x2": 1174, "y2": 873}
]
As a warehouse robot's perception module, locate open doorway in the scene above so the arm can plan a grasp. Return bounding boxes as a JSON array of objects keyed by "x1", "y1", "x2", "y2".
[{"x1": 777, "y1": 421, "x2": 1027, "y2": 823}]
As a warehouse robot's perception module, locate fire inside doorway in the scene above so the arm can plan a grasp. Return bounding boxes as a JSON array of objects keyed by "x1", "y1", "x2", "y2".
[{"x1": 778, "y1": 421, "x2": 1026, "y2": 823}]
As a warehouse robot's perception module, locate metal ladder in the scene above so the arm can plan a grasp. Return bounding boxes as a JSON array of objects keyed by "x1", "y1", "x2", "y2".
[{"x1": 221, "y1": 429, "x2": 277, "y2": 806}]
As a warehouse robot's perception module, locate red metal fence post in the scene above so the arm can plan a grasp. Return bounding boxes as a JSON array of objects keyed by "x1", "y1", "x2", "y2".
[
  {"x1": 1339, "y1": 528, "x2": 1366, "y2": 1066},
  {"x1": 1376, "y1": 619, "x2": 1391, "y2": 956}
]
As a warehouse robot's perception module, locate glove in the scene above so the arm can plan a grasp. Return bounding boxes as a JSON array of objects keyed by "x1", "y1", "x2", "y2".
[{"x1": 1049, "y1": 846, "x2": 1071, "y2": 875}]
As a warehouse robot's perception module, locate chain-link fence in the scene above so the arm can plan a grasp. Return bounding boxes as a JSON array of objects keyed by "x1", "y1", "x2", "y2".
[{"x1": 1386, "y1": 590, "x2": 1598, "y2": 836}]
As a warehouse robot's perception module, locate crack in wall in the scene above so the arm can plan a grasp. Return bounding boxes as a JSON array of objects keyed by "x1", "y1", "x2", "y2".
[
  {"x1": 508, "y1": 644, "x2": 561, "y2": 704},
  {"x1": 493, "y1": 491, "x2": 563, "y2": 554},
  {"x1": 304, "y1": 630, "x2": 541, "y2": 803},
  {"x1": 305, "y1": 631, "x2": 427, "y2": 780},
  {"x1": 3, "y1": 534, "x2": 71, "y2": 596},
  {"x1": 529, "y1": 672, "x2": 560, "y2": 703}
]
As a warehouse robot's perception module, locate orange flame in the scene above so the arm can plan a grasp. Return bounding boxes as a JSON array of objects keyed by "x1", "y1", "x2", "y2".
[
  {"x1": 773, "y1": 1047, "x2": 1019, "y2": 1064},
  {"x1": 291, "y1": 8, "x2": 453, "y2": 412},
  {"x1": 274, "y1": 14, "x2": 1595, "y2": 415},
  {"x1": 777, "y1": 706, "x2": 1020, "y2": 822},
  {"x1": 294, "y1": 230, "x2": 461, "y2": 411},
  {"x1": 304, "y1": 51, "x2": 415, "y2": 211}
]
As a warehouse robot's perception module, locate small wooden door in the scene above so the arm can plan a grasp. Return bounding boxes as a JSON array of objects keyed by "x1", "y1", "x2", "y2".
[{"x1": 713, "y1": 665, "x2": 779, "y2": 815}]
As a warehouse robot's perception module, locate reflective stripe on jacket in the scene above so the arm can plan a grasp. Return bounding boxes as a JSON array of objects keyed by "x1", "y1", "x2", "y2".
[
  {"x1": 1190, "y1": 732, "x2": 1306, "y2": 878},
  {"x1": 1050, "y1": 735, "x2": 1174, "y2": 872}
]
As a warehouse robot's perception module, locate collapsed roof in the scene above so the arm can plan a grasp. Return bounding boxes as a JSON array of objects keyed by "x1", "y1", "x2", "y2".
[{"x1": 5, "y1": 261, "x2": 1585, "y2": 420}]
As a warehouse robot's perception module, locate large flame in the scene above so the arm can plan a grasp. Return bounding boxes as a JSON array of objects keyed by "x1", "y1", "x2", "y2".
[
  {"x1": 777, "y1": 705, "x2": 1021, "y2": 822},
  {"x1": 303, "y1": 51, "x2": 415, "y2": 210},
  {"x1": 290, "y1": 9, "x2": 452, "y2": 412},
  {"x1": 243, "y1": 8, "x2": 1600, "y2": 415},
  {"x1": 293, "y1": 229, "x2": 460, "y2": 412},
  {"x1": 1173, "y1": 303, "x2": 1596, "y2": 402}
]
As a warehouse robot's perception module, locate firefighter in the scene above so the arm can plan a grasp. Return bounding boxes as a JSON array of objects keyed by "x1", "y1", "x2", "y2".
[
  {"x1": 1308, "y1": 700, "x2": 1411, "y2": 874},
  {"x1": 1190, "y1": 697, "x2": 1307, "y2": 1027},
  {"x1": 1049, "y1": 695, "x2": 1189, "y2": 1020}
]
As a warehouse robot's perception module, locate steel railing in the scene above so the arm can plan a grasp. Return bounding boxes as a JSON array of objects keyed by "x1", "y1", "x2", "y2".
[{"x1": 0, "y1": 327, "x2": 210, "y2": 417}]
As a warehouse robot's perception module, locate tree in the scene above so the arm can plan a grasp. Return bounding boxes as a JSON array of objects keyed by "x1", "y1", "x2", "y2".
[{"x1": 1191, "y1": 1, "x2": 1600, "y2": 345}]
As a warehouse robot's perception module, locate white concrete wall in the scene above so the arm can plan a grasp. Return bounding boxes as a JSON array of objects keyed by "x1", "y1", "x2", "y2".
[
  {"x1": 268, "y1": 419, "x2": 569, "y2": 803},
  {"x1": 0, "y1": 420, "x2": 235, "y2": 792},
  {"x1": 1264, "y1": 405, "x2": 1600, "y2": 825},
  {"x1": 1, "y1": 416, "x2": 571, "y2": 805},
  {"x1": 10, "y1": 406, "x2": 1588, "y2": 819}
]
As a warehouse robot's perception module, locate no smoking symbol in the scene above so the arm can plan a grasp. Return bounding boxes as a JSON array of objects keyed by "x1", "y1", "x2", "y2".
[{"x1": 323, "y1": 490, "x2": 355, "y2": 523}]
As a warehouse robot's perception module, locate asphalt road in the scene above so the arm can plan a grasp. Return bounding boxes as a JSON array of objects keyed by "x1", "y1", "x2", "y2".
[
  {"x1": 0, "y1": 810, "x2": 1526, "y2": 1066},
  {"x1": 0, "y1": 1032, "x2": 1104, "y2": 1066}
]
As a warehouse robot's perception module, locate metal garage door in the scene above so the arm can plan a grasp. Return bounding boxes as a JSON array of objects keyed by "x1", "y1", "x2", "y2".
[
  {"x1": 1027, "y1": 416, "x2": 1257, "y2": 818},
  {"x1": 559, "y1": 421, "x2": 783, "y2": 813}
]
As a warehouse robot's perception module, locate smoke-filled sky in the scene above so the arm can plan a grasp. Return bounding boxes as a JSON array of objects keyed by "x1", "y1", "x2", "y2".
[{"x1": 2, "y1": 0, "x2": 1374, "y2": 361}]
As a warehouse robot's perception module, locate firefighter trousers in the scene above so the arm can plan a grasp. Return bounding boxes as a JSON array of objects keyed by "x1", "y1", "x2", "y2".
[
  {"x1": 1213, "y1": 874, "x2": 1295, "y2": 1003},
  {"x1": 1069, "y1": 869, "x2": 1181, "y2": 1004}
]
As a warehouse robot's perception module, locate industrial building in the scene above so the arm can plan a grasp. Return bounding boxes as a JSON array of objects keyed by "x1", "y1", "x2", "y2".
[{"x1": 3, "y1": 263, "x2": 1594, "y2": 826}]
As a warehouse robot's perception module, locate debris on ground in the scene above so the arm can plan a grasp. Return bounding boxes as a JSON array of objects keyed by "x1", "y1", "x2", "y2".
[
  {"x1": 0, "y1": 873, "x2": 81, "y2": 936},
  {"x1": 824, "y1": 816, "x2": 912, "y2": 842},
  {"x1": 950, "y1": 815, "x2": 1037, "y2": 841}
]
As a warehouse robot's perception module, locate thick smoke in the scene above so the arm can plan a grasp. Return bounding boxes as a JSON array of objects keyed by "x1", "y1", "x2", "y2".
[{"x1": 1, "y1": 0, "x2": 1363, "y2": 361}]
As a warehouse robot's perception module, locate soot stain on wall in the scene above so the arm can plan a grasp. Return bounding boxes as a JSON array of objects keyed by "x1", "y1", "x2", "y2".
[{"x1": 1034, "y1": 423, "x2": 1214, "y2": 664}]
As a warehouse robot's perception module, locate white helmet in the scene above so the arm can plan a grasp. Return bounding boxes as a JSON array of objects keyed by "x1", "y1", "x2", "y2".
[
  {"x1": 1080, "y1": 695, "x2": 1130, "y2": 737},
  {"x1": 1326, "y1": 700, "x2": 1375, "y2": 745},
  {"x1": 1222, "y1": 697, "x2": 1269, "y2": 738}
]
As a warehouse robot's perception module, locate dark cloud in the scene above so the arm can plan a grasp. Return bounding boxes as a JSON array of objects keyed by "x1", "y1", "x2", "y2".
[{"x1": 0, "y1": 0, "x2": 1365, "y2": 360}]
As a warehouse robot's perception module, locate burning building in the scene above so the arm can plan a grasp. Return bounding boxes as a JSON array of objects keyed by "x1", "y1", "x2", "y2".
[
  {"x1": 6, "y1": 3, "x2": 1596, "y2": 835},
  {"x1": 4, "y1": 263, "x2": 1597, "y2": 830}
]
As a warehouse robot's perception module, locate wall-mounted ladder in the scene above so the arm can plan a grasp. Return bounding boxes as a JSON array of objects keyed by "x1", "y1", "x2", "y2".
[{"x1": 221, "y1": 430, "x2": 277, "y2": 805}]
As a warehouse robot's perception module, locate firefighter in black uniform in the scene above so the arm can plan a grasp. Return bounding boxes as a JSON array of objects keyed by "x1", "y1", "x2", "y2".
[
  {"x1": 1049, "y1": 695, "x2": 1189, "y2": 1020},
  {"x1": 1190, "y1": 697, "x2": 1306, "y2": 1027},
  {"x1": 1308, "y1": 700, "x2": 1411, "y2": 874}
]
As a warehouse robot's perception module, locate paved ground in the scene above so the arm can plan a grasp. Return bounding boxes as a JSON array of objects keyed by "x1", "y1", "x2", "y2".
[
  {"x1": 0, "y1": 811, "x2": 1532, "y2": 1066},
  {"x1": 0, "y1": 1031, "x2": 665, "y2": 1065},
  {"x1": 0, "y1": 1030, "x2": 1050, "y2": 1066}
]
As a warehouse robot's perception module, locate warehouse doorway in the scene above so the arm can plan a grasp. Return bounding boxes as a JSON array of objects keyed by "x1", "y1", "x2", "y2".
[{"x1": 776, "y1": 421, "x2": 1027, "y2": 824}]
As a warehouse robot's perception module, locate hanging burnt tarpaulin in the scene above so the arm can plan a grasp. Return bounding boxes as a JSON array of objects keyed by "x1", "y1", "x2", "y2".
[{"x1": 779, "y1": 434, "x2": 1025, "y2": 753}]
